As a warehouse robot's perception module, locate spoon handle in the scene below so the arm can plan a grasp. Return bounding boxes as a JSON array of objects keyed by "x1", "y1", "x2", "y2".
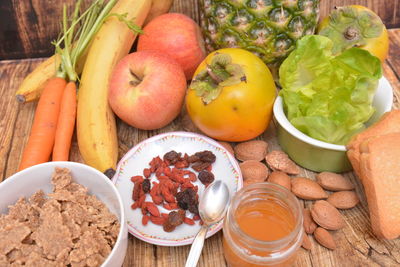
[{"x1": 185, "y1": 225, "x2": 209, "y2": 267}]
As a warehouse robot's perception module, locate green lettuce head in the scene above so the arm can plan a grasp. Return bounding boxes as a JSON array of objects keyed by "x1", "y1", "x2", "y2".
[{"x1": 279, "y1": 35, "x2": 382, "y2": 145}]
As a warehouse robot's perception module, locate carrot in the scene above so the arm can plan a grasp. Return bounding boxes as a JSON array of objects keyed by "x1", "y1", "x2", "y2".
[
  {"x1": 52, "y1": 81, "x2": 77, "y2": 161},
  {"x1": 18, "y1": 77, "x2": 66, "y2": 170}
]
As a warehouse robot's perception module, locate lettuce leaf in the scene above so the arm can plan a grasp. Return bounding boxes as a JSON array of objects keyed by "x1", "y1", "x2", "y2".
[{"x1": 279, "y1": 35, "x2": 382, "y2": 145}]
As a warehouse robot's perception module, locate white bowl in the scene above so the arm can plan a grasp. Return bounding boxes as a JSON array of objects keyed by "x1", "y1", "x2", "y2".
[
  {"x1": 273, "y1": 76, "x2": 393, "y2": 172},
  {"x1": 0, "y1": 162, "x2": 128, "y2": 267}
]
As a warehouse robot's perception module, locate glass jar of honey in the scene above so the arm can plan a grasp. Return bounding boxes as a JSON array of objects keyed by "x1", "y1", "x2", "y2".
[{"x1": 223, "y1": 182, "x2": 303, "y2": 267}]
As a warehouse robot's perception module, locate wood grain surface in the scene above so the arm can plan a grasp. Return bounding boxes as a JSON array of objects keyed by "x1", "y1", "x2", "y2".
[
  {"x1": 1, "y1": 1, "x2": 400, "y2": 266},
  {"x1": 0, "y1": 0, "x2": 399, "y2": 59}
]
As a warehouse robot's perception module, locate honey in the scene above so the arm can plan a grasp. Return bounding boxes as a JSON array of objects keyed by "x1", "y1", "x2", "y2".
[{"x1": 223, "y1": 183, "x2": 303, "y2": 267}]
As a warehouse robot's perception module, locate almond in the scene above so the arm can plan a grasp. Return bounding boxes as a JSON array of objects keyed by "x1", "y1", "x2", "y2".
[
  {"x1": 316, "y1": 172, "x2": 355, "y2": 191},
  {"x1": 234, "y1": 140, "x2": 268, "y2": 161},
  {"x1": 303, "y1": 208, "x2": 317, "y2": 234},
  {"x1": 239, "y1": 160, "x2": 269, "y2": 186},
  {"x1": 265, "y1": 150, "x2": 300, "y2": 175},
  {"x1": 301, "y1": 234, "x2": 312, "y2": 250},
  {"x1": 268, "y1": 171, "x2": 291, "y2": 191},
  {"x1": 327, "y1": 191, "x2": 360, "y2": 209},
  {"x1": 311, "y1": 200, "x2": 344, "y2": 230},
  {"x1": 218, "y1": 141, "x2": 234, "y2": 156},
  {"x1": 291, "y1": 177, "x2": 328, "y2": 200},
  {"x1": 314, "y1": 227, "x2": 336, "y2": 250}
]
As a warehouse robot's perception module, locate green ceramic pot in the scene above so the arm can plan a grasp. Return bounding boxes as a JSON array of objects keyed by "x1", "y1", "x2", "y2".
[{"x1": 273, "y1": 77, "x2": 393, "y2": 173}]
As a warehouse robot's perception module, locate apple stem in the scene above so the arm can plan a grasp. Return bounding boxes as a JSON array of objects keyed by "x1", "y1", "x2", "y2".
[{"x1": 129, "y1": 69, "x2": 142, "y2": 86}]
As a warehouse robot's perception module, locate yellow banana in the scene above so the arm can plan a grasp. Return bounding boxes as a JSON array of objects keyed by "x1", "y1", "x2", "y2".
[
  {"x1": 16, "y1": 51, "x2": 87, "y2": 103},
  {"x1": 144, "y1": 0, "x2": 174, "y2": 25},
  {"x1": 77, "y1": 0, "x2": 152, "y2": 177},
  {"x1": 15, "y1": 54, "x2": 61, "y2": 103}
]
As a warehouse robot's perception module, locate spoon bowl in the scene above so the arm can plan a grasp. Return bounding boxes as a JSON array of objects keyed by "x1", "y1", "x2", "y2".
[{"x1": 199, "y1": 180, "x2": 231, "y2": 225}]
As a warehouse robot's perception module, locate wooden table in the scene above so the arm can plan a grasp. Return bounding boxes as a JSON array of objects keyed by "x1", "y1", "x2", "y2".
[{"x1": 1, "y1": 2, "x2": 400, "y2": 267}]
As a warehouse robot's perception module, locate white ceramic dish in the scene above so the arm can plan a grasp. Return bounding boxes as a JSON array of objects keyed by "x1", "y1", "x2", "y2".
[
  {"x1": 273, "y1": 76, "x2": 393, "y2": 172},
  {"x1": 112, "y1": 131, "x2": 242, "y2": 246},
  {"x1": 0, "y1": 162, "x2": 128, "y2": 267}
]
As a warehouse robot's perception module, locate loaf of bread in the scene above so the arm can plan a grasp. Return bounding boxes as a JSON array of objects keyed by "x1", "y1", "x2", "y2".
[
  {"x1": 346, "y1": 110, "x2": 400, "y2": 239},
  {"x1": 359, "y1": 133, "x2": 400, "y2": 239},
  {"x1": 347, "y1": 110, "x2": 400, "y2": 178}
]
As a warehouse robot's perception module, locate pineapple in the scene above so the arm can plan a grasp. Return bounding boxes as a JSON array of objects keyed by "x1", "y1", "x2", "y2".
[{"x1": 199, "y1": 0, "x2": 320, "y2": 75}]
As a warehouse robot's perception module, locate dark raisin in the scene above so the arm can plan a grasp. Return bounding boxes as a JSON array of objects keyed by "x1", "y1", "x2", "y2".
[
  {"x1": 142, "y1": 179, "x2": 151, "y2": 193},
  {"x1": 163, "y1": 221, "x2": 176, "y2": 232},
  {"x1": 178, "y1": 201, "x2": 188, "y2": 210},
  {"x1": 168, "y1": 210, "x2": 185, "y2": 226},
  {"x1": 188, "y1": 155, "x2": 200, "y2": 163},
  {"x1": 188, "y1": 204, "x2": 199, "y2": 215},
  {"x1": 192, "y1": 162, "x2": 211, "y2": 172},
  {"x1": 195, "y1": 150, "x2": 216, "y2": 163},
  {"x1": 198, "y1": 170, "x2": 215, "y2": 185},
  {"x1": 163, "y1": 151, "x2": 181, "y2": 164}
]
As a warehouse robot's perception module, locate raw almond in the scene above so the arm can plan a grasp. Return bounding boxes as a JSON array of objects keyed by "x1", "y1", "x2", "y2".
[
  {"x1": 327, "y1": 191, "x2": 360, "y2": 209},
  {"x1": 239, "y1": 160, "x2": 269, "y2": 186},
  {"x1": 234, "y1": 140, "x2": 268, "y2": 161},
  {"x1": 303, "y1": 208, "x2": 317, "y2": 234},
  {"x1": 268, "y1": 171, "x2": 291, "y2": 191},
  {"x1": 301, "y1": 234, "x2": 312, "y2": 250},
  {"x1": 316, "y1": 172, "x2": 355, "y2": 191},
  {"x1": 311, "y1": 200, "x2": 344, "y2": 230},
  {"x1": 291, "y1": 177, "x2": 328, "y2": 200},
  {"x1": 218, "y1": 141, "x2": 234, "y2": 155},
  {"x1": 265, "y1": 150, "x2": 300, "y2": 175},
  {"x1": 314, "y1": 227, "x2": 336, "y2": 250}
]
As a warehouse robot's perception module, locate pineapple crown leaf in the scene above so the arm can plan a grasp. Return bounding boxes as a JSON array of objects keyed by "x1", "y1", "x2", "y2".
[
  {"x1": 320, "y1": 6, "x2": 383, "y2": 55},
  {"x1": 190, "y1": 52, "x2": 246, "y2": 105}
]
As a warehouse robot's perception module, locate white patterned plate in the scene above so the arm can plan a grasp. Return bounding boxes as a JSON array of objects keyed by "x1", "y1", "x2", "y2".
[{"x1": 112, "y1": 131, "x2": 242, "y2": 246}]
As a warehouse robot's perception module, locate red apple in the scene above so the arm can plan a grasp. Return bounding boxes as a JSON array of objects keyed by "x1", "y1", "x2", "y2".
[
  {"x1": 109, "y1": 51, "x2": 187, "y2": 130},
  {"x1": 137, "y1": 13, "x2": 206, "y2": 80}
]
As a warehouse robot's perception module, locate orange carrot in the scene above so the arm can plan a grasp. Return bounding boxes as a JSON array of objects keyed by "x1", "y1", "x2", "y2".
[
  {"x1": 18, "y1": 77, "x2": 66, "y2": 171},
  {"x1": 52, "y1": 81, "x2": 77, "y2": 161}
]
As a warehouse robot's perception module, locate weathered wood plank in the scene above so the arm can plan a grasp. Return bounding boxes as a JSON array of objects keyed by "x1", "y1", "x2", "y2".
[{"x1": 1, "y1": 0, "x2": 399, "y2": 59}]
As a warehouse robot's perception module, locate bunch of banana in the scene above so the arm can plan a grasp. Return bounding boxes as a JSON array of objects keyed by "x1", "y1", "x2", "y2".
[{"x1": 16, "y1": 0, "x2": 174, "y2": 177}]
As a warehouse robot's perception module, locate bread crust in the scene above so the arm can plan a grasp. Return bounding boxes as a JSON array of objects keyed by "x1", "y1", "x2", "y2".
[
  {"x1": 359, "y1": 132, "x2": 400, "y2": 239},
  {"x1": 347, "y1": 110, "x2": 400, "y2": 177}
]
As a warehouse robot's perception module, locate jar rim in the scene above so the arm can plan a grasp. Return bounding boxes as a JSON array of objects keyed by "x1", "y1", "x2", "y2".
[{"x1": 227, "y1": 182, "x2": 303, "y2": 249}]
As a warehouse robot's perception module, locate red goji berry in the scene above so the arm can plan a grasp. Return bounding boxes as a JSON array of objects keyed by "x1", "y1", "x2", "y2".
[
  {"x1": 157, "y1": 175, "x2": 169, "y2": 181},
  {"x1": 188, "y1": 173, "x2": 197, "y2": 182},
  {"x1": 175, "y1": 160, "x2": 189, "y2": 169},
  {"x1": 132, "y1": 182, "x2": 142, "y2": 201},
  {"x1": 152, "y1": 195, "x2": 163, "y2": 205},
  {"x1": 193, "y1": 215, "x2": 200, "y2": 221},
  {"x1": 131, "y1": 202, "x2": 139, "y2": 210},
  {"x1": 142, "y1": 215, "x2": 150, "y2": 226},
  {"x1": 164, "y1": 167, "x2": 172, "y2": 176},
  {"x1": 183, "y1": 217, "x2": 195, "y2": 225},
  {"x1": 161, "y1": 213, "x2": 169, "y2": 219},
  {"x1": 143, "y1": 168, "x2": 152, "y2": 178},
  {"x1": 150, "y1": 216, "x2": 166, "y2": 225},
  {"x1": 137, "y1": 194, "x2": 146, "y2": 208},
  {"x1": 131, "y1": 175, "x2": 144, "y2": 183},
  {"x1": 161, "y1": 187, "x2": 175, "y2": 203},
  {"x1": 145, "y1": 202, "x2": 160, "y2": 217},
  {"x1": 141, "y1": 205, "x2": 148, "y2": 215},
  {"x1": 163, "y1": 203, "x2": 173, "y2": 210}
]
